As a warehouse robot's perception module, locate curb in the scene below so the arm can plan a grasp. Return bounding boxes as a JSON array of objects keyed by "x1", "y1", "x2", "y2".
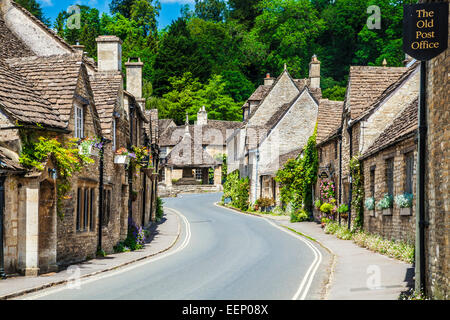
[
  {"x1": 0, "y1": 208, "x2": 182, "y2": 300},
  {"x1": 215, "y1": 202, "x2": 337, "y2": 300}
]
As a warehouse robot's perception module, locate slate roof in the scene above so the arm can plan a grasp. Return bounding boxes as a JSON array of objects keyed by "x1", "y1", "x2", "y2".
[
  {"x1": 89, "y1": 72, "x2": 122, "y2": 137},
  {"x1": 0, "y1": 14, "x2": 33, "y2": 60},
  {"x1": 316, "y1": 99, "x2": 344, "y2": 144},
  {"x1": 353, "y1": 62, "x2": 419, "y2": 124},
  {"x1": 0, "y1": 146, "x2": 24, "y2": 172},
  {"x1": 361, "y1": 98, "x2": 418, "y2": 160},
  {"x1": 159, "y1": 120, "x2": 241, "y2": 147},
  {"x1": 248, "y1": 85, "x2": 272, "y2": 101},
  {"x1": 165, "y1": 129, "x2": 217, "y2": 167},
  {"x1": 0, "y1": 59, "x2": 65, "y2": 128},
  {"x1": 345, "y1": 66, "x2": 407, "y2": 119},
  {"x1": 6, "y1": 53, "x2": 85, "y2": 126},
  {"x1": 158, "y1": 119, "x2": 176, "y2": 136}
]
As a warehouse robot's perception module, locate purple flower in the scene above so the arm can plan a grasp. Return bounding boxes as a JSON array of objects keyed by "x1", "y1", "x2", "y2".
[{"x1": 129, "y1": 153, "x2": 136, "y2": 159}]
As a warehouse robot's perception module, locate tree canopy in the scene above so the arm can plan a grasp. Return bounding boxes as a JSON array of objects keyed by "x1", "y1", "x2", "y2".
[{"x1": 48, "y1": 0, "x2": 406, "y2": 122}]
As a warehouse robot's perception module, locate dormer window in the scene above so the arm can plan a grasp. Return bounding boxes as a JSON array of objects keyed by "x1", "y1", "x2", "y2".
[{"x1": 74, "y1": 104, "x2": 84, "y2": 139}]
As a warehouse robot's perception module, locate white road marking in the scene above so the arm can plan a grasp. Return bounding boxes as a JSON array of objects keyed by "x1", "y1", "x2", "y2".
[
  {"x1": 216, "y1": 203, "x2": 323, "y2": 300},
  {"x1": 21, "y1": 208, "x2": 191, "y2": 300}
]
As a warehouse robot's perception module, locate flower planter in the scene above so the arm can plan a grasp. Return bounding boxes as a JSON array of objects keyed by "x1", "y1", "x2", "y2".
[
  {"x1": 114, "y1": 155, "x2": 129, "y2": 165},
  {"x1": 382, "y1": 208, "x2": 393, "y2": 216},
  {"x1": 79, "y1": 144, "x2": 99, "y2": 156},
  {"x1": 142, "y1": 167, "x2": 154, "y2": 178},
  {"x1": 400, "y1": 207, "x2": 412, "y2": 216}
]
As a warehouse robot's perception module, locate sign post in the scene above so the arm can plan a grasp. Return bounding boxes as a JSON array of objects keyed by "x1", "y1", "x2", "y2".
[{"x1": 403, "y1": 2, "x2": 448, "y2": 296}]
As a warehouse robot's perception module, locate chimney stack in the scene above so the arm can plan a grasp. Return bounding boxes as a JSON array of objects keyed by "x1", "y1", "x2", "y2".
[
  {"x1": 309, "y1": 54, "x2": 321, "y2": 89},
  {"x1": 264, "y1": 73, "x2": 275, "y2": 86},
  {"x1": 125, "y1": 57, "x2": 145, "y2": 108},
  {"x1": 96, "y1": 36, "x2": 123, "y2": 72},
  {"x1": 72, "y1": 44, "x2": 85, "y2": 55},
  {"x1": 196, "y1": 106, "x2": 208, "y2": 126}
]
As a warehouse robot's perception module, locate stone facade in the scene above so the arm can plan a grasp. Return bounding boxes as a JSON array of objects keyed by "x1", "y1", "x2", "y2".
[
  {"x1": 0, "y1": 1, "x2": 158, "y2": 275},
  {"x1": 422, "y1": 1, "x2": 449, "y2": 299},
  {"x1": 361, "y1": 138, "x2": 417, "y2": 244}
]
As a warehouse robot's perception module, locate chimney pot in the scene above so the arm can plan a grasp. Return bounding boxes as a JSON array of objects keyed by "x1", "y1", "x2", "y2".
[{"x1": 309, "y1": 54, "x2": 321, "y2": 89}]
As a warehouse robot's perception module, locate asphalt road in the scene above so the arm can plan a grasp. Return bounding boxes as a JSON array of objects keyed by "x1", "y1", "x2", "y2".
[{"x1": 26, "y1": 193, "x2": 324, "y2": 300}]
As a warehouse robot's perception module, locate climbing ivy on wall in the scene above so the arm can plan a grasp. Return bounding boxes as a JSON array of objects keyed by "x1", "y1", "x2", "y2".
[
  {"x1": 349, "y1": 155, "x2": 364, "y2": 230},
  {"x1": 19, "y1": 133, "x2": 94, "y2": 218},
  {"x1": 222, "y1": 170, "x2": 250, "y2": 211},
  {"x1": 275, "y1": 125, "x2": 319, "y2": 214}
]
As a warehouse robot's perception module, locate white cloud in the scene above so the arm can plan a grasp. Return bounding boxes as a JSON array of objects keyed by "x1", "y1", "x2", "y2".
[{"x1": 38, "y1": 0, "x2": 53, "y2": 7}]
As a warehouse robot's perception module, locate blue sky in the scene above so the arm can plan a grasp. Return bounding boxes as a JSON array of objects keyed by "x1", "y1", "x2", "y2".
[{"x1": 37, "y1": 0, "x2": 195, "y2": 30}]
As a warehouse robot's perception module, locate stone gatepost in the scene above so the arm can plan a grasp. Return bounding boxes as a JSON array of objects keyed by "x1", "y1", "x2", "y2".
[
  {"x1": 17, "y1": 180, "x2": 40, "y2": 276},
  {"x1": 165, "y1": 167, "x2": 172, "y2": 187}
]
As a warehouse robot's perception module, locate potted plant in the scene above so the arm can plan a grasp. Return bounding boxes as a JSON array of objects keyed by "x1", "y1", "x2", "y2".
[
  {"x1": 338, "y1": 203, "x2": 349, "y2": 219},
  {"x1": 377, "y1": 193, "x2": 393, "y2": 216},
  {"x1": 114, "y1": 147, "x2": 130, "y2": 164},
  {"x1": 365, "y1": 197, "x2": 376, "y2": 216},
  {"x1": 395, "y1": 193, "x2": 413, "y2": 216},
  {"x1": 79, "y1": 137, "x2": 101, "y2": 157}
]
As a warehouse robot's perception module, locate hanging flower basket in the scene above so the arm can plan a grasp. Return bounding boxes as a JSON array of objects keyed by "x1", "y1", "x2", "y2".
[
  {"x1": 142, "y1": 167, "x2": 154, "y2": 178},
  {"x1": 114, "y1": 154, "x2": 129, "y2": 165},
  {"x1": 79, "y1": 137, "x2": 101, "y2": 157}
]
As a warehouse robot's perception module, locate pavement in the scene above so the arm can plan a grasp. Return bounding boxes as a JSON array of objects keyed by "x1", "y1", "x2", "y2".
[
  {"x1": 0, "y1": 208, "x2": 181, "y2": 300},
  {"x1": 272, "y1": 219, "x2": 414, "y2": 299}
]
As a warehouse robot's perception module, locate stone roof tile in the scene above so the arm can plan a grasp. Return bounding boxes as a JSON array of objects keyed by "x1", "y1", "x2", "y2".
[
  {"x1": 317, "y1": 99, "x2": 344, "y2": 144},
  {"x1": 362, "y1": 98, "x2": 418, "y2": 159}
]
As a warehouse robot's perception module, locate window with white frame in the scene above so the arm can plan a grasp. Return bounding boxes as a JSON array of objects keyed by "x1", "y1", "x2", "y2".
[{"x1": 74, "y1": 104, "x2": 84, "y2": 139}]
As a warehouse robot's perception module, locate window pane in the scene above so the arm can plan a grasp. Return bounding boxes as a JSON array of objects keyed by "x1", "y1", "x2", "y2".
[
  {"x1": 405, "y1": 153, "x2": 414, "y2": 193},
  {"x1": 386, "y1": 158, "x2": 394, "y2": 195},
  {"x1": 84, "y1": 188, "x2": 89, "y2": 230},
  {"x1": 90, "y1": 189, "x2": 94, "y2": 230}
]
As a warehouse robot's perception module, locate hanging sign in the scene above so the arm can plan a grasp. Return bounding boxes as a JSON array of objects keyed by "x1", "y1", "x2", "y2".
[
  {"x1": 403, "y1": 3, "x2": 448, "y2": 61},
  {"x1": 319, "y1": 171, "x2": 329, "y2": 179}
]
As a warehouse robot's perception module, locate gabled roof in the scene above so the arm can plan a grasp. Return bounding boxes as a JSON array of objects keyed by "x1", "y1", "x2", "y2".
[
  {"x1": 248, "y1": 85, "x2": 272, "y2": 102},
  {"x1": 159, "y1": 120, "x2": 241, "y2": 147},
  {"x1": 0, "y1": 13, "x2": 33, "y2": 60},
  {"x1": 6, "y1": 53, "x2": 86, "y2": 126},
  {"x1": 316, "y1": 99, "x2": 344, "y2": 144},
  {"x1": 352, "y1": 62, "x2": 419, "y2": 124},
  {"x1": 361, "y1": 98, "x2": 418, "y2": 160},
  {"x1": 0, "y1": 59, "x2": 65, "y2": 128},
  {"x1": 158, "y1": 119, "x2": 176, "y2": 136},
  {"x1": 89, "y1": 72, "x2": 123, "y2": 137},
  {"x1": 345, "y1": 66, "x2": 407, "y2": 119},
  {"x1": 9, "y1": 0, "x2": 76, "y2": 54},
  {"x1": 165, "y1": 129, "x2": 217, "y2": 167}
]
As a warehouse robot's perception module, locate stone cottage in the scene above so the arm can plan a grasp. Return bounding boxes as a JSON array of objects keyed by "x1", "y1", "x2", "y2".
[
  {"x1": 158, "y1": 108, "x2": 241, "y2": 197},
  {"x1": 0, "y1": 0, "x2": 157, "y2": 276},
  {"x1": 314, "y1": 99, "x2": 344, "y2": 220},
  {"x1": 227, "y1": 56, "x2": 322, "y2": 205}
]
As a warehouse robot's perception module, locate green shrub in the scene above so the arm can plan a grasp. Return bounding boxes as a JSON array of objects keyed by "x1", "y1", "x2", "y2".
[
  {"x1": 255, "y1": 197, "x2": 275, "y2": 209},
  {"x1": 271, "y1": 206, "x2": 285, "y2": 215},
  {"x1": 338, "y1": 204, "x2": 349, "y2": 213},
  {"x1": 324, "y1": 221, "x2": 340, "y2": 234},
  {"x1": 320, "y1": 202, "x2": 334, "y2": 214},
  {"x1": 156, "y1": 197, "x2": 164, "y2": 222},
  {"x1": 290, "y1": 209, "x2": 309, "y2": 222},
  {"x1": 314, "y1": 199, "x2": 322, "y2": 209},
  {"x1": 222, "y1": 170, "x2": 249, "y2": 210}
]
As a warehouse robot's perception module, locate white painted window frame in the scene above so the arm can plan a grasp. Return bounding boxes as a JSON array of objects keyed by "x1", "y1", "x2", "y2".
[{"x1": 74, "y1": 103, "x2": 84, "y2": 139}]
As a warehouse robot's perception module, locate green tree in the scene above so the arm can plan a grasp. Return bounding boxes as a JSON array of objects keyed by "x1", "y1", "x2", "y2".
[
  {"x1": 16, "y1": 0, "x2": 51, "y2": 26},
  {"x1": 54, "y1": 6, "x2": 101, "y2": 59},
  {"x1": 194, "y1": 0, "x2": 228, "y2": 22},
  {"x1": 109, "y1": 0, "x2": 135, "y2": 19},
  {"x1": 228, "y1": 0, "x2": 262, "y2": 28},
  {"x1": 130, "y1": 0, "x2": 161, "y2": 38},
  {"x1": 251, "y1": 0, "x2": 325, "y2": 79}
]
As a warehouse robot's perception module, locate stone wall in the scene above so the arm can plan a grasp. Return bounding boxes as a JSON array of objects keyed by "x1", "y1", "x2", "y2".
[
  {"x1": 362, "y1": 138, "x2": 417, "y2": 244},
  {"x1": 315, "y1": 136, "x2": 341, "y2": 213},
  {"x1": 423, "y1": 5, "x2": 449, "y2": 298}
]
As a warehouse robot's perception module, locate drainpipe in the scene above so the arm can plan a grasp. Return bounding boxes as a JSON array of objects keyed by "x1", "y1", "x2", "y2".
[
  {"x1": 254, "y1": 147, "x2": 260, "y2": 204},
  {"x1": 347, "y1": 124, "x2": 353, "y2": 230},
  {"x1": 0, "y1": 176, "x2": 6, "y2": 279},
  {"x1": 415, "y1": 61, "x2": 427, "y2": 294},
  {"x1": 97, "y1": 138, "x2": 110, "y2": 253},
  {"x1": 128, "y1": 104, "x2": 135, "y2": 229}
]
